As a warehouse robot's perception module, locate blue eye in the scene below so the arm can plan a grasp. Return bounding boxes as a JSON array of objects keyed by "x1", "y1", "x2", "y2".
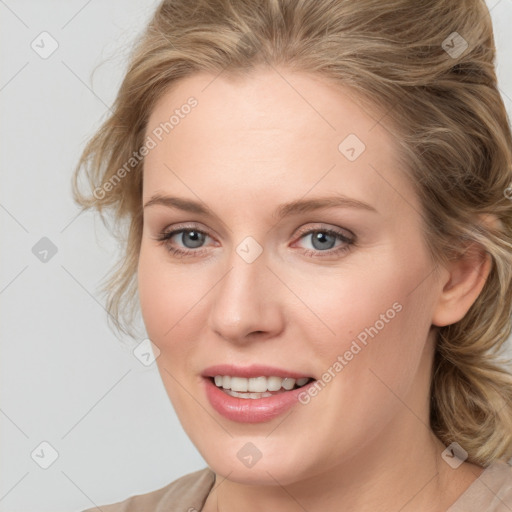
[
  {"x1": 155, "y1": 225, "x2": 355, "y2": 259},
  {"x1": 301, "y1": 230, "x2": 344, "y2": 251},
  {"x1": 156, "y1": 227, "x2": 212, "y2": 258},
  {"x1": 174, "y1": 229, "x2": 207, "y2": 249},
  {"x1": 294, "y1": 228, "x2": 354, "y2": 258}
]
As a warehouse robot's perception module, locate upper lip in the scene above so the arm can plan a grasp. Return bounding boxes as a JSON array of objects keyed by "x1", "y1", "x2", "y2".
[{"x1": 201, "y1": 364, "x2": 314, "y2": 380}]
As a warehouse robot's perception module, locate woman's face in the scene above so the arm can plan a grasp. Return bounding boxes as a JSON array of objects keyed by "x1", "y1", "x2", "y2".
[{"x1": 138, "y1": 67, "x2": 447, "y2": 485}]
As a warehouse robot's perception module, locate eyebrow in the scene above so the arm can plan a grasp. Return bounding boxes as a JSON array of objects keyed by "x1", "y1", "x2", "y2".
[{"x1": 143, "y1": 194, "x2": 377, "y2": 219}]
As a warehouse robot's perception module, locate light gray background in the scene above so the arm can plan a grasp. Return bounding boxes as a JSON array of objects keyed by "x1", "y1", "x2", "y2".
[{"x1": 1, "y1": 1, "x2": 511, "y2": 511}]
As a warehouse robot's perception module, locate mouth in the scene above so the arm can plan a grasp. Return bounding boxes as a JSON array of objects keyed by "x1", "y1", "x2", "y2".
[
  {"x1": 203, "y1": 374, "x2": 318, "y2": 423},
  {"x1": 201, "y1": 364, "x2": 318, "y2": 422},
  {"x1": 208, "y1": 375, "x2": 315, "y2": 399}
]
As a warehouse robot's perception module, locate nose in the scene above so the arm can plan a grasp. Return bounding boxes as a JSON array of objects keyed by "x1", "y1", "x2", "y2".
[{"x1": 207, "y1": 248, "x2": 285, "y2": 344}]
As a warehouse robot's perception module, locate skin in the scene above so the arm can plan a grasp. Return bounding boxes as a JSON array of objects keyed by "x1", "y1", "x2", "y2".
[{"x1": 137, "y1": 65, "x2": 491, "y2": 511}]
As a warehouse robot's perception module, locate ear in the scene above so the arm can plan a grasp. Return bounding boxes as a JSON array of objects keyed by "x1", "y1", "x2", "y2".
[{"x1": 431, "y1": 216, "x2": 497, "y2": 328}]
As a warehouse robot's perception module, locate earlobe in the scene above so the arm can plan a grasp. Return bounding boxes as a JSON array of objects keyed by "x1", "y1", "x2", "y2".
[{"x1": 431, "y1": 241, "x2": 492, "y2": 328}]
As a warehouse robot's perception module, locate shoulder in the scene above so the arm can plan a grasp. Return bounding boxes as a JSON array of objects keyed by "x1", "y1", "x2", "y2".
[
  {"x1": 80, "y1": 467, "x2": 215, "y2": 512},
  {"x1": 479, "y1": 460, "x2": 512, "y2": 509},
  {"x1": 449, "y1": 460, "x2": 512, "y2": 511}
]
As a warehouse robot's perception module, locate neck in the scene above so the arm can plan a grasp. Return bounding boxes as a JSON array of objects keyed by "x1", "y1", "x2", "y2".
[{"x1": 204, "y1": 423, "x2": 471, "y2": 511}]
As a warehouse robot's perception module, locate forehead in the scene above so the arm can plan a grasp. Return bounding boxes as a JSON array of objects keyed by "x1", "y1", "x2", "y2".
[{"x1": 143, "y1": 67, "x2": 418, "y2": 219}]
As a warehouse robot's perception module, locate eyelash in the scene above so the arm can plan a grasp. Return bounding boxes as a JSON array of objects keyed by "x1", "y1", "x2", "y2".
[{"x1": 154, "y1": 223, "x2": 355, "y2": 260}]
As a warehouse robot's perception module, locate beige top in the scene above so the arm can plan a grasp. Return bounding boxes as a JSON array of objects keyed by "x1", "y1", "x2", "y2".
[{"x1": 82, "y1": 461, "x2": 512, "y2": 511}]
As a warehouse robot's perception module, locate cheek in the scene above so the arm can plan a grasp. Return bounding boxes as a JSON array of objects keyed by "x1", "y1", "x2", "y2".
[
  {"x1": 294, "y1": 248, "x2": 435, "y2": 391},
  {"x1": 137, "y1": 243, "x2": 208, "y2": 340},
  {"x1": 137, "y1": 246, "x2": 205, "y2": 406},
  {"x1": 284, "y1": 260, "x2": 409, "y2": 350},
  {"x1": 137, "y1": 250, "x2": 171, "y2": 339}
]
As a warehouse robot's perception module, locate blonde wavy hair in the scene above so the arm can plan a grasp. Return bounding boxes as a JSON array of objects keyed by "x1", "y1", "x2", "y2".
[{"x1": 73, "y1": 0, "x2": 512, "y2": 467}]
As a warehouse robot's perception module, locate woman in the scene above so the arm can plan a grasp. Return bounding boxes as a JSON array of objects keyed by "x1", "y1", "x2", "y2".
[{"x1": 73, "y1": 0, "x2": 512, "y2": 510}]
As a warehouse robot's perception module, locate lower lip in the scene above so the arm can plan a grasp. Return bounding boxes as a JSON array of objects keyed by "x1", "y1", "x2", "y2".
[{"x1": 203, "y1": 377, "x2": 316, "y2": 423}]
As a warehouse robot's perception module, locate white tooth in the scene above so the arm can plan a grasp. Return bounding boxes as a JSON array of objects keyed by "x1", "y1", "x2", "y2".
[
  {"x1": 282, "y1": 377, "x2": 296, "y2": 390},
  {"x1": 248, "y1": 376, "x2": 268, "y2": 393},
  {"x1": 230, "y1": 377, "x2": 249, "y2": 392},
  {"x1": 222, "y1": 375, "x2": 231, "y2": 390},
  {"x1": 215, "y1": 375, "x2": 308, "y2": 392},
  {"x1": 266, "y1": 376, "x2": 283, "y2": 391}
]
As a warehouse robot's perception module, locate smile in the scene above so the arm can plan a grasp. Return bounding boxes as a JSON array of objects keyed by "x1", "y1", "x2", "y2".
[{"x1": 212, "y1": 375, "x2": 313, "y2": 398}]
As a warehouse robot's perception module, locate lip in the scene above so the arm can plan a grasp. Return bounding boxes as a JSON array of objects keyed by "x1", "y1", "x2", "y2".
[
  {"x1": 202, "y1": 374, "x2": 317, "y2": 423},
  {"x1": 201, "y1": 364, "x2": 314, "y2": 380}
]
